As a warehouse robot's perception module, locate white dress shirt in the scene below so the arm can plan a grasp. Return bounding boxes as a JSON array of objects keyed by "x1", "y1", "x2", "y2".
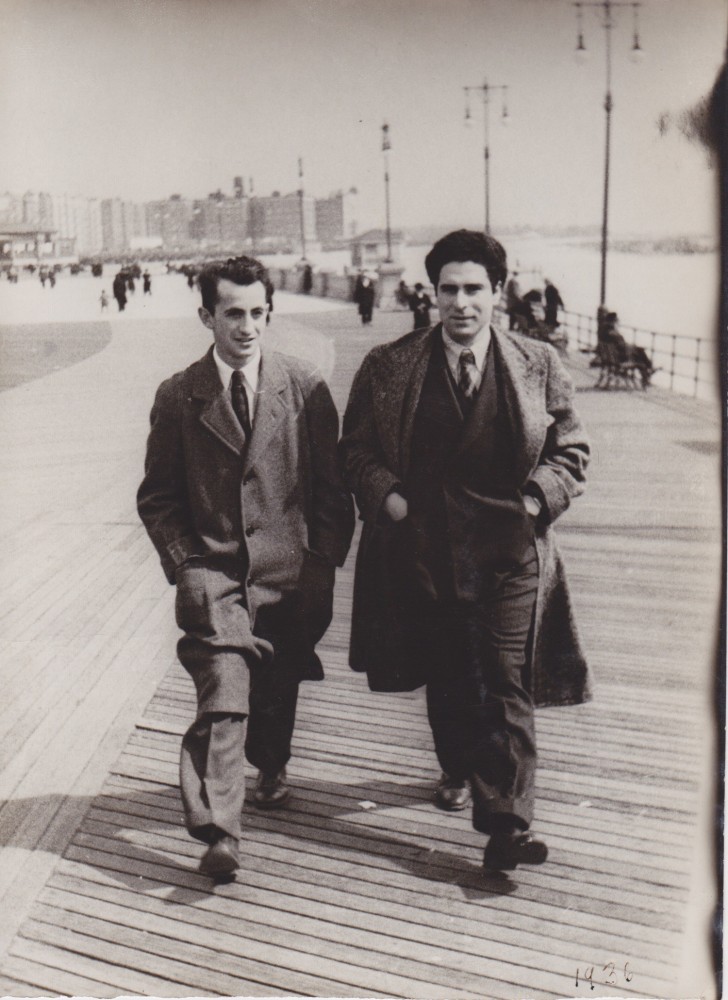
[
  {"x1": 441, "y1": 325, "x2": 491, "y2": 393},
  {"x1": 213, "y1": 346, "x2": 261, "y2": 423}
]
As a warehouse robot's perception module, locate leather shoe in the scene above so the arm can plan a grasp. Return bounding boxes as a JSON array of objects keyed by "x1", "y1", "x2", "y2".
[
  {"x1": 253, "y1": 767, "x2": 290, "y2": 809},
  {"x1": 483, "y1": 832, "x2": 548, "y2": 871},
  {"x1": 434, "y1": 773, "x2": 471, "y2": 811},
  {"x1": 199, "y1": 834, "x2": 239, "y2": 876}
]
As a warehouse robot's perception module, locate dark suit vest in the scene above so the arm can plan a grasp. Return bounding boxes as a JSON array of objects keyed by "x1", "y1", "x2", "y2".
[{"x1": 404, "y1": 336, "x2": 535, "y2": 601}]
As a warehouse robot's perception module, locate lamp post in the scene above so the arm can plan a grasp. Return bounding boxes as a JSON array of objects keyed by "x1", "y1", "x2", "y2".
[
  {"x1": 463, "y1": 80, "x2": 509, "y2": 235},
  {"x1": 297, "y1": 157, "x2": 307, "y2": 259},
  {"x1": 574, "y1": 1, "x2": 644, "y2": 309},
  {"x1": 381, "y1": 122, "x2": 392, "y2": 262}
]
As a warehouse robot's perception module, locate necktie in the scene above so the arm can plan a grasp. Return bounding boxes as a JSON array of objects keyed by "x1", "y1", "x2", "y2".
[
  {"x1": 458, "y1": 349, "x2": 479, "y2": 404},
  {"x1": 230, "y1": 369, "x2": 251, "y2": 439}
]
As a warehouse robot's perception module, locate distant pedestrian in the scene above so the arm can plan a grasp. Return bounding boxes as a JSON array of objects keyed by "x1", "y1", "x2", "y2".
[
  {"x1": 301, "y1": 262, "x2": 313, "y2": 294},
  {"x1": 354, "y1": 273, "x2": 375, "y2": 325},
  {"x1": 127, "y1": 273, "x2": 136, "y2": 295},
  {"x1": 395, "y1": 279, "x2": 410, "y2": 309},
  {"x1": 39, "y1": 268, "x2": 47, "y2": 288},
  {"x1": 112, "y1": 271, "x2": 127, "y2": 312},
  {"x1": 408, "y1": 282, "x2": 433, "y2": 330},
  {"x1": 48, "y1": 270, "x2": 56, "y2": 288},
  {"x1": 187, "y1": 271, "x2": 196, "y2": 291},
  {"x1": 143, "y1": 270, "x2": 152, "y2": 295},
  {"x1": 504, "y1": 270, "x2": 522, "y2": 330},
  {"x1": 544, "y1": 279, "x2": 564, "y2": 329},
  {"x1": 100, "y1": 289, "x2": 109, "y2": 311}
]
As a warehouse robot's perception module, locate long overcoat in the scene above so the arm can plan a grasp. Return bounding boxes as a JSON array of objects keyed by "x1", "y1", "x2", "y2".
[
  {"x1": 137, "y1": 346, "x2": 355, "y2": 704},
  {"x1": 340, "y1": 325, "x2": 592, "y2": 707}
]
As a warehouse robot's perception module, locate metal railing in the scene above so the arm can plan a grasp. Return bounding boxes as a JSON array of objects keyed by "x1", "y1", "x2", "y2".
[{"x1": 561, "y1": 310, "x2": 714, "y2": 399}]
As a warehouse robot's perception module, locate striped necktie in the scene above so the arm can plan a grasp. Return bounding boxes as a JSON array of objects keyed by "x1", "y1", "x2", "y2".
[
  {"x1": 230, "y1": 369, "x2": 251, "y2": 439},
  {"x1": 458, "y1": 349, "x2": 479, "y2": 403}
]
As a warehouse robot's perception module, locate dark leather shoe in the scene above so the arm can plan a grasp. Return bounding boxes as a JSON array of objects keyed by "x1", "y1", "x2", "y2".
[
  {"x1": 434, "y1": 773, "x2": 471, "y2": 811},
  {"x1": 253, "y1": 767, "x2": 290, "y2": 809},
  {"x1": 199, "y1": 834, "x2": 239, "y2": 876},
  {"x1": 483, "y1": 832, "x2": 548, "y2": 871}
]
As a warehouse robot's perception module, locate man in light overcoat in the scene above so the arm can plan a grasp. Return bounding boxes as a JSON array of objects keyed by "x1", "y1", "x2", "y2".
[
  {"x1": 138, "y1": 256, "x2": 354, "y2": 876},
  {"x1": 340, "y1": 230, "x2": 590, "y2": 870}
]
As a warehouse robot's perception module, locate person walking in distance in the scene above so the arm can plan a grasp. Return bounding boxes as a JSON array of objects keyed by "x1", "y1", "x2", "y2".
[
  {"x1": 408, "y1": 282, "x2": 433, "y2": 330},
  {"x1": 544, "y1": 278, "x2": 564, "y2": 329},
  {"x1": 340, "y1": 230, "x2": 590, "y2": 871},
  {"x1": 354, "y1": 273, "x2": 376, "y2": 325},
  {"x1": 504, "y1": 269, "x2": 522, "y2": 330},
  {"x1": 138, "y1": 255, "x2": 354, "y2": 877}
]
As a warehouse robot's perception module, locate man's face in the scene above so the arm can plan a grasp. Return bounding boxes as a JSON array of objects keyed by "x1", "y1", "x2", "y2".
[
  {"x1": 435, "y1": 260, "x2": 500, "y2": 343},
  {"x1": 199, "y1": 278, "x2": 269, "y2": 368}
]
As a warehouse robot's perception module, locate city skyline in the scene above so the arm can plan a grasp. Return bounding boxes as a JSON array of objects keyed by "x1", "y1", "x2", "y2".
[{"x1": 1, "y1": 0, "x2": 725, "y2": 239}]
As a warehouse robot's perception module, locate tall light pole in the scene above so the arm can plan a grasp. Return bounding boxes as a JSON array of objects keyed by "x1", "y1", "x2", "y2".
[
  {"x1": 381, "y1": 122, "x2": 392, "y2": 263},
  {"x1": 297, "y1": 157, "x2": 307, "y2": 259},
  {"x1": 463, "y1": 80, "x2": 509, "y2": 234},
  {"x1": 574, "y1": 1, "x2": 644, "y2": 309}
]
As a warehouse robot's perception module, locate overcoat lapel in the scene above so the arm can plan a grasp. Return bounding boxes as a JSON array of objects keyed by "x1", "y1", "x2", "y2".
[
  {"x1": 491, "y1": 329, "x2": 550, "y2": 484},
  {"x1": 244, "y1": 349, "x2": 289, "y2": 472},
  {"x1": 372, "y1": 327, "x2": 435, "y2": 478},
  {"x1": 190, "y1": 348, "x2": 247, "y2": 456}
]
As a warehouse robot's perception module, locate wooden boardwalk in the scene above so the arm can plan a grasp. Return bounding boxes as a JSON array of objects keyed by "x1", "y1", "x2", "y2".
[{"x1": 0, "y1": 291, "x2": 721, "y2": 998}]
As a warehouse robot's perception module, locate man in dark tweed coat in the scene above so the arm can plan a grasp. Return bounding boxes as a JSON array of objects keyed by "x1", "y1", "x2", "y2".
[
  {"x1": 138, "y1": 256, "x2": 354, "y2": 877},
  {"x1": 340, "y1": 231, "x2": 590, "y2": 870}
]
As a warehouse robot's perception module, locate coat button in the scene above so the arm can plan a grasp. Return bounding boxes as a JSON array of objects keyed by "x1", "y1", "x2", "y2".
[
  {"x1": 247, "y1": 577, "x2": 254, "y2": 587},
  {"x1": 245, "y1": 526, "x2": 255, "y2": 536},
  {"x1": 243, "y1": 471, "x2": 255, "y2": 484}
]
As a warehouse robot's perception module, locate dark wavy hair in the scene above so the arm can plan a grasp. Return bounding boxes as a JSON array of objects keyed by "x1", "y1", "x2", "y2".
[
  {"x1": 424, "y1": 230, "x2": 508, "y2": 292},
  {"x1": 198, "y1": 255, "x2": 274, "y2": 315}
]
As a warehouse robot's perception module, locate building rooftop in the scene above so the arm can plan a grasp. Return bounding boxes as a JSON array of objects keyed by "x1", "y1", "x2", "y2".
[
  {"x1": 0, "y1": 223, "x2": 57, "y2": 236},
  {"x1": 350, "y1": 228, "x2": 404, "y2": 244}
]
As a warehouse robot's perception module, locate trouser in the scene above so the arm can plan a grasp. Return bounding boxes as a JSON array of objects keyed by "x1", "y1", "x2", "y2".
[
  {"x1": 174, "y1": 560, "x2": 301, "y2": 842},
  {"x1": 180, "y1": 667, "x2": 299, "y2": 842},
  {"x1": 425, "y1": 550, "x2": 539, "y2": 835}
]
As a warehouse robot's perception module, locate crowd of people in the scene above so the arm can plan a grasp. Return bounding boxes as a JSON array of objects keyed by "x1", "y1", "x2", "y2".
[{"x1": 136, "y1": 231, "x2": 590, "y2": 879}]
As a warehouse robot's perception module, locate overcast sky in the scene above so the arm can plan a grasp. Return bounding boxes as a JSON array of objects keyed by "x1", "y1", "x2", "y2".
[{"x1": 0, "y1": 0, "x2": 724, "y2": 236}]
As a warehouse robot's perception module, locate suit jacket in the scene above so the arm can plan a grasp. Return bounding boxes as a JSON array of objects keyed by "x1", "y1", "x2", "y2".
[
  {"x1": 137, "y1": 345, "x2": 354, "y2": 652},
  {"x1": 339, "y1": 325, "x2": 592, "y2": 706}
]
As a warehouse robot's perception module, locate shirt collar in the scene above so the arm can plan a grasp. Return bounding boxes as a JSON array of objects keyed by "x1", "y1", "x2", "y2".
[
  {"x1": 213, "y1": 345, "x2": 261, "y2": 392},
  {"x1": 441, "y1": 324, "x2": 491, "y2": 374}
]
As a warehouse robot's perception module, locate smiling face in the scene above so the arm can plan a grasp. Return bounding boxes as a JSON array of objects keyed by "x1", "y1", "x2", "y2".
[
  {"x1": 198, "y1": 278, "x2": 269, "y2": 368},
  {"x1": 435, "y1": 260, "x2": 501, "y2": 344}
]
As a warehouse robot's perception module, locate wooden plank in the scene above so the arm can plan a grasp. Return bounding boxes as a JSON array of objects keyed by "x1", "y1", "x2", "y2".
[
  {"x1": 0, "y1": 955, "x2": 120, "y2": 998},
  {"x1": 16, "y1": 918, "x2": 297, "y2": 998}
]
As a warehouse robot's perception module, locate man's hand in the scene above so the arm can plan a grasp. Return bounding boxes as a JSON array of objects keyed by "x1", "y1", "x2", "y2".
[{"x1": 383, "y1": 492, "x2": 408, "y2": 522}]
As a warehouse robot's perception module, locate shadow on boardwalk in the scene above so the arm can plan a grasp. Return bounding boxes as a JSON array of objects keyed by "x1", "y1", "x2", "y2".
[{"x1": 0, "y1": 299, "x2": 721, "y2": 999}]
